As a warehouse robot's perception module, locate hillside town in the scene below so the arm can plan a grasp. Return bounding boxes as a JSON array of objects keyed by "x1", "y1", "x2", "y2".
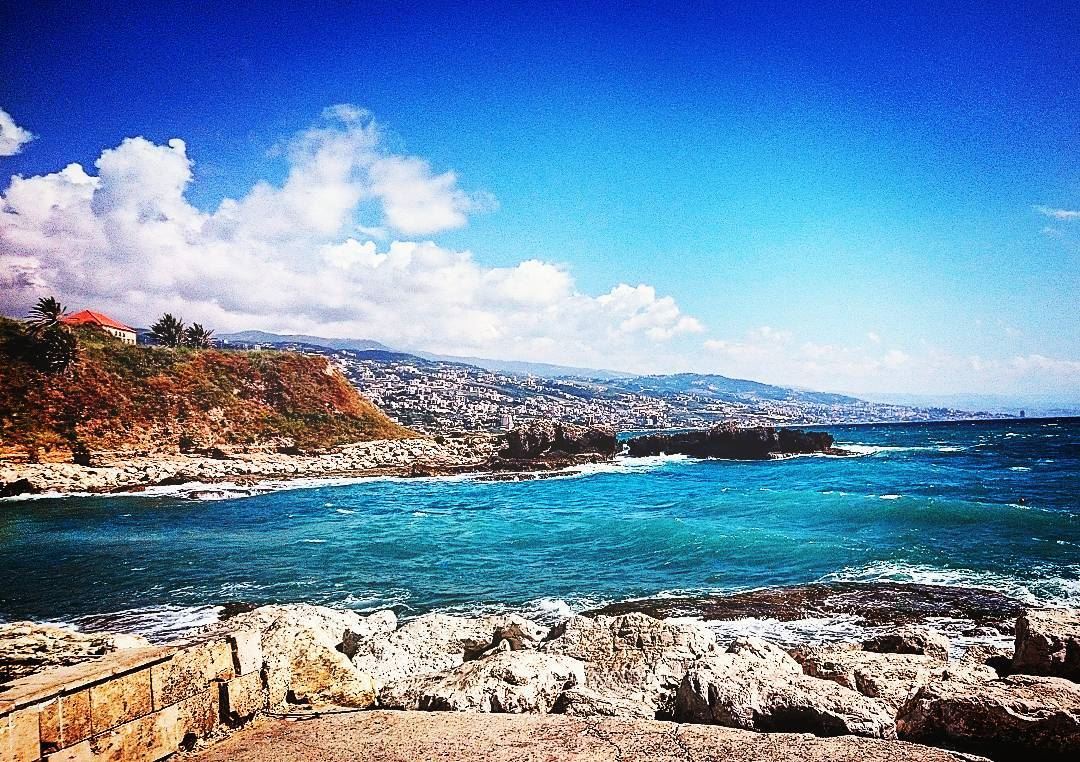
[{"x1": 321, "y1": 348, "x2": 983, "y2": 434}]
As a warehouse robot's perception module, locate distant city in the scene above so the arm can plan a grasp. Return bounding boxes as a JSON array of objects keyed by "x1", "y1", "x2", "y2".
[{"x1": 218, "y1": 334, "x2": 1006, "y2": 434}]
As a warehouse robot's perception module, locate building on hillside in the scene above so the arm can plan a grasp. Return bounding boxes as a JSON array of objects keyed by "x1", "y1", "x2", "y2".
[{"x1": 60, "y1": 310, "x2": 137, "y2": 345}]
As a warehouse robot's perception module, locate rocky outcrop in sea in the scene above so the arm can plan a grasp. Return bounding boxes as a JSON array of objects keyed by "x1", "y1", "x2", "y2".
[{"x1": 624, "y1": 423, "x2": 846, "y2": 459}]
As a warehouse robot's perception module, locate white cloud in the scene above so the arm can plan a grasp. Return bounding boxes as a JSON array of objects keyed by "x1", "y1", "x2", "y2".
[
  {"x1": 699, "y1": 328, "x2": 1079, "y2": 395},
  {"x1": 1034, "y1": 205, "x2": 1080, "y2": 221},
  {"x1": 0, "y1": 106, "x2": 701, "y2": 372},
  {"x1": 0, "y1": 108, "x2": 34, "y2": 156},
  {"x1": 2, "y1": 105, "x2": 1075, "y2": 393}
]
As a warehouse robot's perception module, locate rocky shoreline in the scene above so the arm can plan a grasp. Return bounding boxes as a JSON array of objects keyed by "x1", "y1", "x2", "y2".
[
  {"x1": 0, "y1": 421, "x2": 849, "y2": 499},
  {"x1": 2, "y1": 597, "x2": 1078, "y2": 760}
]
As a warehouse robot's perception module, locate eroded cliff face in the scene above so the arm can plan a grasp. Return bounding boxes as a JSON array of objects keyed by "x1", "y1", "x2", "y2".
[
  {"x1": 625, "y1": 423, "x2": 840, "y2": 459},
  {"x1": 0, "y1": 317, "x2": 412, "y2": 460}
]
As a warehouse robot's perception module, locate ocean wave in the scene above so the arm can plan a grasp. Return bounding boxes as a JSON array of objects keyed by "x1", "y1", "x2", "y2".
[
  {"x1": 432, "y1": 594, "x2": 613, "y2": 626},
  {"x1": 821, "y1": 560, "x2": 1080, "y2": 607},
  {"x1": 837, "y1": 443, "x2": 968, "y2": 455},
  {"x1": 57, "y1": 604, "x2": 224, "y2": 643}
]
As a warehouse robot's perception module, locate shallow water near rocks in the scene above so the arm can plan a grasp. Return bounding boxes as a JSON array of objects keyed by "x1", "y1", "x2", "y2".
[{"x1": 1, "y1": 418, "x2": 1077, "y2": 644}]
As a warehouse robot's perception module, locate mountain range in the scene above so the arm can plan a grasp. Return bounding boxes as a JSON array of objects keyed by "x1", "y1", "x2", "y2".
[{"x1": 218, "y1": 331, "x2": 920, "y2": 412}]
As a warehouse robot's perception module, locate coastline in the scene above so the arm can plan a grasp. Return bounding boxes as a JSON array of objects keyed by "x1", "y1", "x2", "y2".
[
  {"x1": 0, "y1": 435, "x2": 500, "y2": 499},
  {"x1": 0, "y1": 423, "x2": 861, "y2": 500}
]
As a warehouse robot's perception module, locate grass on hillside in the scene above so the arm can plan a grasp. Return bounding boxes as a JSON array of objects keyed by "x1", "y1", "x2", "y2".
[{"x1": 0, "y1": 317, "x2": 414, "y2": 460}]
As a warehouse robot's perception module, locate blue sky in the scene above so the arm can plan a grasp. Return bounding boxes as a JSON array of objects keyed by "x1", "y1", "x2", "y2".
[{"x1": 1, "y1": 1, "x2": 1078, "y2": 395}]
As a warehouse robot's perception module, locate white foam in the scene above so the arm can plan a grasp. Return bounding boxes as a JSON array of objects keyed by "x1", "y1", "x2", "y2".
[
  {"x1": 878, "y1": 494, "x2": 902, "y2": 500},
  {"x1": 821, "y1": 560, "x2": 1080, "y2": 607},
  {"x1": 59, "y1": 604, "x2": 223, "y2": 643},
  {"x1": 838, "y1": 443, "x2": 966, "y2": 455},
  {"x1": 699, "y1": 614, "x2": 866, "y2": 647}
]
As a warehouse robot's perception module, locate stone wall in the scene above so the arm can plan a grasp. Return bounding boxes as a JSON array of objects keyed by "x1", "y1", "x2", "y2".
[{"x1": 0, "y1": 628, "x2": 266, "y2": 762}]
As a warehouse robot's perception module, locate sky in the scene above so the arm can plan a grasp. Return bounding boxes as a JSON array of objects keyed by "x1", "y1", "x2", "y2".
[{"x1": 1, "y1": 1, "x2": 1078, "y2": 397}]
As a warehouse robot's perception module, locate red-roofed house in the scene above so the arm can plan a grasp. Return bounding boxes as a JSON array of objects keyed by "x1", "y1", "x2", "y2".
[{"x1": 61, "y1": 310, "x2": 137, "y2": 345}]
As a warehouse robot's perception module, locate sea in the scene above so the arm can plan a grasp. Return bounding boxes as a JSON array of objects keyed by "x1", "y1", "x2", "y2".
[{"x1": 1, "y1": 417, "x2": 1077, "y2": 646}]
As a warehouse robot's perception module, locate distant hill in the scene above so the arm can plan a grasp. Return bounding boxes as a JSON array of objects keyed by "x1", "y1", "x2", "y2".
[
  {"x1": 609, "y1": 373, "x2": 863, "y2": 407},
  {"x1": 219, "y1": 330, "x2": 393, "y2": 353},
  {"x1": 0, "y1": 318, "x2": 411, "y2": 458},
  {"x1": 217, "y1": 330, "x2": 633, "y2": 379},
  {"x1": 213, "y1": 330, "x2": 868, "y2": 405},
  {"x1": 412, "y1": 352, "x2": 632, "y2": 380}
]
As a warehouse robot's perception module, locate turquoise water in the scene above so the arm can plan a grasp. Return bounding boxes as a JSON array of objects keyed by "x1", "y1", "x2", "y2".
[{"x1": 1, "y1": 418, "x2": 1077, "y2": 640}]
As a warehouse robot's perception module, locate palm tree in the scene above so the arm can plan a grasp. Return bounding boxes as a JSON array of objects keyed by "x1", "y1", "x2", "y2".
[
  {"x1": 27, "y1": 296, "x2": 68, "y2": 335},
  {"x1": 150, "y1": 313, "x2": 186, "y2": 347},
  {"x1": 183, "y1": 323, "x2": 215, "y2": 349},
  {"x1": 32, "y1": 325, "x2": 79, "y2": 373}
]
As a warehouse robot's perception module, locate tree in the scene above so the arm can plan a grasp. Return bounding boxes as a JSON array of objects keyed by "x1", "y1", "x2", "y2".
[
  {"x1": 183, "y1": 323, "x2": 214, "y2": 349},
  {"x1": 150, "y1": 313, "x2": 186, "y2": 347},
  {"x1": 27, "y1": 296, "x2": 68, "y2": 336},
  {"x1": 31, "y1": 325, "x2": 79, "y2": 373},
  {"x1": 24, "y1": 296, "x2": 77, "y2": 373}
]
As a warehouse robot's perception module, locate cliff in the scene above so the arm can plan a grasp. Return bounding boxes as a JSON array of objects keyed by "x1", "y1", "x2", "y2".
[{"x1": 0, "y1": 317, "x2": 412, "y2": 459}]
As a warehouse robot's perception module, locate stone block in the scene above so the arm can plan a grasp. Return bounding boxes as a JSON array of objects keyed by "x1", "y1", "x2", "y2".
[
  {"x1": 175, "y1": 688, "x2": 220, "y2": 741},
  {"x1": 228, "y1": 629, "x2": 263, "y2": 676},
  {"x1": 150, "y1": 638, "x2": 234, "y2": 709},
  {"x1": 7, "y1": 706, "x2": 41, "y2": 762},
  {"x1": 87, "y1": 704, "x2": 181, "y2": 762},
  {"x1": 38, "y1": 698, "x2": 61, "y2": 751},
  {"x1": 89, "y1": 667, "x2": 153, "y2": 734},
  {"x1": 59, "y1": 690, "x2": 92, "y2": 746},
  {"x1": 219, "y1": 671, "x2": 266, "y2": 723},
  {"x1": 43, "y1": 740, "x2": 93, "y2": 761}
]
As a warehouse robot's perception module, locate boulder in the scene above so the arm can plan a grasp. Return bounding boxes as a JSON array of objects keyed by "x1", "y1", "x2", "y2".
[
  {"x1": 216, "y1": 604, "x2": 396, "y2": 708},
  {"x1": 0, "y1": 621, "x2": 149, "y2": 683},
  {"x1": 499, "y1": 421, "x2": 617, "y2": 460},
  {"x1": 540, "y1": 613, "x2": 717, "y2": 717},
  {"x1": 550, "y1": 686, "x2": 656, "y2": 718},
  {"x1": 800, "y1": 647, "x2": 995, "y2": 714},
  {"x1": 862, "y1": 626, "x2": 951, "y2": 662},
  {"x1": 897, "y1": 673, "x2": 1080, "y2": 759},
  {"x1": 1013, "y1": 608, "x2": 1080, "y2": 681},
  {"x1": 0, "y1": 478, "x2": 38, "y2": 498},
  {"x1": 675, "y1": 652, "x2": 897, "y2": 738},
  {"x1": 354, "y1": 613, "x2": 548, "y2": 689},
  {"x1": 380, "y1": 650, "x2": 585, "y2": 713},
  {"x1": 728, "y1": 636, "x2": 804, "y2": 673},
  {"x1": 960, "y1": 643, "x2": 1013, "y2": 676}
]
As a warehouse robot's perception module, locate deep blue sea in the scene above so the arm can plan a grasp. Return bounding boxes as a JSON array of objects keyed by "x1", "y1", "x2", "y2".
[{"x1": 1, "y1": 418, "x2": 1077, "y2": 642}]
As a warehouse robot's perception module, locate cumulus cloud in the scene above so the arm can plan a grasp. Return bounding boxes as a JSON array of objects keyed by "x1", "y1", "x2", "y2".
[
  {"x1": 0, "y1": 106, "x2": 701, "y2": 371},
  {"x1": 700, "y1": 327, "x2": 1079, "y2": 395},
  {"x1": 0, "y1": 108, "x2": 34, "y2": 156},
  {"x1": 1034, "y1": 205, "x2": 1080, "y2": 221}
]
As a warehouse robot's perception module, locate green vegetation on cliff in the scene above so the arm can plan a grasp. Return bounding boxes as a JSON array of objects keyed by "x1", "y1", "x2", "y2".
[{"x1": 0, "y1": 317, "x2": 412, "y2": 458}]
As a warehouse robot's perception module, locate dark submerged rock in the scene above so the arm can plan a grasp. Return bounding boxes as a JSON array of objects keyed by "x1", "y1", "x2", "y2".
[
  {"x1": 0, "y1": 477, "x2": 38, "y2": 497},
  {"x1": 586, "y1": 582, "x2": 1024, "y2": 634}
]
